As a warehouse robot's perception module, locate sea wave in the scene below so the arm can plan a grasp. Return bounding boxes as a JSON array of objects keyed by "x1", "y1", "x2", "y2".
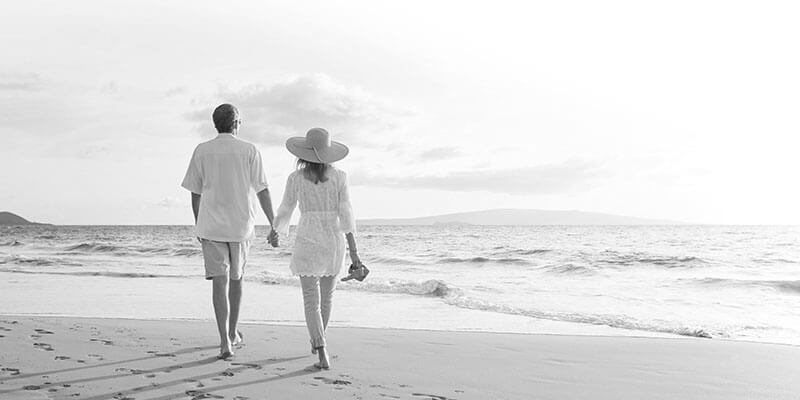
[
  {"x1": 497, "y1": 248, "x2": 552, "y2": 256},
  {"x1": 688, "y1": 277, "x2": 800, "y2": 294},
  {"x1": 0, "y1": 255, "x2": 82, "y2": 267},
  {"x1": 438, "y1": 256, "x2": 530, "y2": 265},
  {"x1": 0, "y1": 269, "x2": 187, "y2": 279},
  {"x1": 0, "y1": 240, "x2": 24, "y2": 247},
  {"x1": 598, "y1": 251, "x2": 707, "y2": 268},
  {"x1": 441, "y1": 295, "x2": 713, "y2": 339},
  {"x1": 250, "y1": 271, "x2": 711, "y2": 338},
  {"x1": 368, "y1": 256, "x2": 425, "y2": 266},
  {"x1": 541, "y1": 263, "x2": 595, "y2": 275},
  {"x1": 62, "y1": 243, "x2": 202, "y2": 257},
  {"x1": 251, "y1": 271, "x2": 458, "y2": 297}
]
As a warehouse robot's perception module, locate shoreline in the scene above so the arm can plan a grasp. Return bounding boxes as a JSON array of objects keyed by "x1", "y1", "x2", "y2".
[
  {"x1": 7, "y1": 313, "x2": 800, "y2": 349},
  {"x1": 2, "y1": 315, "x2": 800, "y2": 399}
]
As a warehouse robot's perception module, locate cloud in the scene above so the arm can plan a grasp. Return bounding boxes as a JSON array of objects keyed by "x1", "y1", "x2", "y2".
[
  {"x1": 186, "y1": 74, "x2": 410, "y2": 146},
  {"x1": 0, "y1": 73, "x2": 43, "y2": 92},
  {"x1": 351, "y1": 160, "x2": 602, "y2": 195},
  {"x1": 153, "y1": 197, "x2": 184, "y2": 209},
  {"x1": 165, "y1": 86, "x2": 188, "y2": 97},
  {"x1": 418, "y1": 146, "x2": 461, "y2": 161}
]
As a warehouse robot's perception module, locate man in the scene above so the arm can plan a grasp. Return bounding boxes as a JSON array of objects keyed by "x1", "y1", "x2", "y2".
[{"x1": 181, "y1": 103, "x2": 278, "y2": 359}]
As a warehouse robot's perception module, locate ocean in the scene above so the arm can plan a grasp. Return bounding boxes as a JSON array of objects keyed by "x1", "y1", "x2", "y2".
[{"x1": 1, "y1": 224, "x2": 798, "y2": 345}]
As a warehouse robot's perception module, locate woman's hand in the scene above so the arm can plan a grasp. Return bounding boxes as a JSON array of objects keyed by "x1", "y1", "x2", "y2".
[{"x1": 349, "y1": 250, "x2": 362, "y2": 267}]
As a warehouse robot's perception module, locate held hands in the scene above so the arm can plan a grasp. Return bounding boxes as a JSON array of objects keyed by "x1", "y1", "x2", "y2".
[{"x1": 267, "y1": 229, "x2": 279, "y2": 248}]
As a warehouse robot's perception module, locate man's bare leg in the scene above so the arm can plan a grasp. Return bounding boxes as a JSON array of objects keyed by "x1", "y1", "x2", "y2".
[
  {"x1": 212, "y1": 276, "x2": 232, "y2": 357},
  {"x1": 228, "y1": 279, "x2": 243, "y2": 346}
]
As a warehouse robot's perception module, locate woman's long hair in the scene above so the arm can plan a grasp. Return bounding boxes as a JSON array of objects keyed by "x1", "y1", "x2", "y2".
[{"x1": 297, "y1": 158, "x2": 330, "y2": 184}]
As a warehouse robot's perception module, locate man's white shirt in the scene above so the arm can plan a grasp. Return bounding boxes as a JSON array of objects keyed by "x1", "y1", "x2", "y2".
[{"x1": 182, "y1": 133, "x2": 268, "y2": 242}]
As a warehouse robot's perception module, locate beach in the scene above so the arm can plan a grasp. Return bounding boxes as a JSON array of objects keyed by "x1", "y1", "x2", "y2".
[
  {"x1": 3, "y1": 224, "x2": 800, "y2": 398},
  {"x1": 2, "y1": 316, "x2": 800, "y2": 400}
]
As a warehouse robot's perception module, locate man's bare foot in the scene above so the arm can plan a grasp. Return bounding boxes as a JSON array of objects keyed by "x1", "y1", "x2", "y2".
[
  {"x1": 230, "y1": 330, "x2": 244, "y2": 347},
  {"x1": 314, "y1": 346, "x2": 330, "y2": 370}
]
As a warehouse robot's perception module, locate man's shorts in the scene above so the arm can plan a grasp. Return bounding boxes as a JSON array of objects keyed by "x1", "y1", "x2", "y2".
[{"x1": 200, "y1": 239, "x2": 251, "y2": 280}]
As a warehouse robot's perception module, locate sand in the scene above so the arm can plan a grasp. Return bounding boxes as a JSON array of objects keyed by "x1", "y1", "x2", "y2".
[{"x1": 1, "y1": 316, "x2": 799, "y2": 399}]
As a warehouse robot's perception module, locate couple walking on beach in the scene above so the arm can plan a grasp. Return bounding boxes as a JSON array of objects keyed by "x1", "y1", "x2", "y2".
[{"x1": 181, "y1": 104, "x2": 366, "y2": 369}]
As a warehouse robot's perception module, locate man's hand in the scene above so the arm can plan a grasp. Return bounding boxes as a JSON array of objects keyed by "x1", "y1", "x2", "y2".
[{"x1": 267, "y1": 229, "x2": 279, "y2": 248}]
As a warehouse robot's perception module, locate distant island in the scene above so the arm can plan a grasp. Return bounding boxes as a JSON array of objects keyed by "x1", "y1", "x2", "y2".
[
  {"x1": 0, "y1": 211, "x2": 48, "y2": 226},
  {"x1": 358, "y1": 209, "x2": 682, "y2": 226}
]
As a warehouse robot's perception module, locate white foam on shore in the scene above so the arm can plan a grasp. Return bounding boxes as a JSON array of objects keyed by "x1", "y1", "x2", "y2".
[{"x1": 0, "y1": 271, "x2": 672, "y2": 338}]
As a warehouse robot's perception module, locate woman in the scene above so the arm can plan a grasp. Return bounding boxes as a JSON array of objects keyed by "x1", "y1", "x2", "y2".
[{"x1": 271, "y1": 127, "x2": 363, "y2": 370}]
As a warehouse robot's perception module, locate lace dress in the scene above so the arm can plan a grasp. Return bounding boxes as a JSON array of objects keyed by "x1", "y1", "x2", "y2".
[{"x1": 273, "y1": 167, "x2": 356, "y2": 277}]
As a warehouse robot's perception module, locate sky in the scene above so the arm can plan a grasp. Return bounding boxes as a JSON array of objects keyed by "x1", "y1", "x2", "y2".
[{"x1": 1, "y1": 0, "x2": 799, "y2": 225}]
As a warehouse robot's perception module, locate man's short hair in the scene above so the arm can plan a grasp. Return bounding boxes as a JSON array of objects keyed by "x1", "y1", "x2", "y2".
[{"x1": 212, "y1": 104, "x2": 239, "y2": 133}]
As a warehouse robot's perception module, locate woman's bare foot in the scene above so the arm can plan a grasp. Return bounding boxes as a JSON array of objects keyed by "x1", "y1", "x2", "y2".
[
  {"x1": 231, "y1": 330, "x2": 244, "y2": 347},
  {"x1": 314, "y1": 346, "x2": 330, "y2": 369}
]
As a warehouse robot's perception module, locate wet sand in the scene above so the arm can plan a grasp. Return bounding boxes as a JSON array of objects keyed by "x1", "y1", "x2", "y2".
[{"x1": 1, "y1": 316, "x2": 799, "y2": 399}]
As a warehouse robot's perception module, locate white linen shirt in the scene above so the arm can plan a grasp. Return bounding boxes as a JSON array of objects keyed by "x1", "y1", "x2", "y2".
[{"x1": 181, "y1": 133, "x2": 269, "y2": 242}]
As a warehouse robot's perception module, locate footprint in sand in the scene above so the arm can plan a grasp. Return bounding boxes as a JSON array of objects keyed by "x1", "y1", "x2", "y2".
[
  {"x1": 35, "y1": 328, "x2": 55, "y2": 335},
  {"x1": 90, "y1": 338, "x2": 114, "y2": 346},
  {"x1": 314, "y1": 377, "x2": 352, "y2": 386},
  {"x1": 113, "y1": 393, "x2": 135, "y2": 400},
  {"x1": 34, "y1": 342, "x2": 54, "y2": 351},
  {"x1": 23, "y1": 385, "x2": 42, "y2": 390},
  {"x1": 55, "y1": 355, "x2": 71, "y2": 360},
  {"x1": 146, "y1": 350, "x2": 176, "y2": 357},
  {"x1": 379, "y1": 394, "x2": 401, "y2": 399},
  {"x1": 220, "y1": 370, "x2": 235, "y2": 377},
  {"x1": 411, "y1": 394, "x2": 454, "y2": 400},
  {"x1": 1, "y1": 367, "x2": 21, "y2": 376},
  {"x1": 88, "y1": 353, "x2": 105, "y2": 360},
  {"x1": 30, "y1": 334, "x2": 42, "y2": 339},
  {"x1": 0, "y1": 326, "x2": 11, "y2": 332},
  {"x1": 185, "y1": 389, "x2": 223, "y2": 399},
  {"x1": 231, "y1": 362, "x2": 262, "y2": 370}
]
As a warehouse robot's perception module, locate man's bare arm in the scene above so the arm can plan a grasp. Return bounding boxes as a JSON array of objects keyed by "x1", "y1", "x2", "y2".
[
  {"x1": 256, "y1": 188, "x2": 275, "y2": 227},
  {"x1": 191, "y1": 193, "x2": 201, "y2": 223}
]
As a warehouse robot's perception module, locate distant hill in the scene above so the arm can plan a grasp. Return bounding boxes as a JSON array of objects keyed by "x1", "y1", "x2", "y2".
[
  {"x1": 358, "y1": 209, "x2": 682, "y2": 226},
  {"x1": 0, "y1": 211, "x2": 46, "y2": 226}
]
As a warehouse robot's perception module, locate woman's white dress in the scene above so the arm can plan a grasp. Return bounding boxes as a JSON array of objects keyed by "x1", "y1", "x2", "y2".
[{"x1": 273, "y1": 167, "x2": 356, "y2": 277}]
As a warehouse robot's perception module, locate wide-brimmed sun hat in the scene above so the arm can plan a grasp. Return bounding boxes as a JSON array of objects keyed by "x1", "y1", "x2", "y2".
[{"x1": 286, "y1": 128, "x2": 349, "y2": 164}]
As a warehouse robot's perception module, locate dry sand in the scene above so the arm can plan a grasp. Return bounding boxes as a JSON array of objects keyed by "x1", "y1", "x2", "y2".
[{"x1": 1, "y1": 316, "x2": 799, "y2": 399}]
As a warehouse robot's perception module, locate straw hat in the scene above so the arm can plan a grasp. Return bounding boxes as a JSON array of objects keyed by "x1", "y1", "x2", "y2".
[{"x1": 286, "y1": 128, "x2": 349, "y2": 164}]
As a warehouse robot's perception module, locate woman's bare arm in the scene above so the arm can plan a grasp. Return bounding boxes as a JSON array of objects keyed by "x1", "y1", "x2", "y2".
[{"x1": 345, "y1": 232, "x2": 361, "y2": 266}]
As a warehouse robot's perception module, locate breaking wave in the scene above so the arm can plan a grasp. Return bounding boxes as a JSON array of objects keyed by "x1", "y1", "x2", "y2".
[
  {"x1": 688, "y1": 277, "x2": 800, "y2": 294},
  {"x1": 438, "y1": 256, "x2": 530, "y2": 265},
  {"x1": 0, "y1": 269, "x2": 183, "y2": 279},
  {"x1": 0, "y1": 255, "x2": 82, "y2": 267},
  {"x1": 62, "y1": 243, "x2": 201, "y2": 257}
]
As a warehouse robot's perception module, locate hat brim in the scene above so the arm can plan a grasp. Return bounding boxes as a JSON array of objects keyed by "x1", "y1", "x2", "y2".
[{"x1": 286, "y1": 137, "x2": 349, "y2": 164}]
